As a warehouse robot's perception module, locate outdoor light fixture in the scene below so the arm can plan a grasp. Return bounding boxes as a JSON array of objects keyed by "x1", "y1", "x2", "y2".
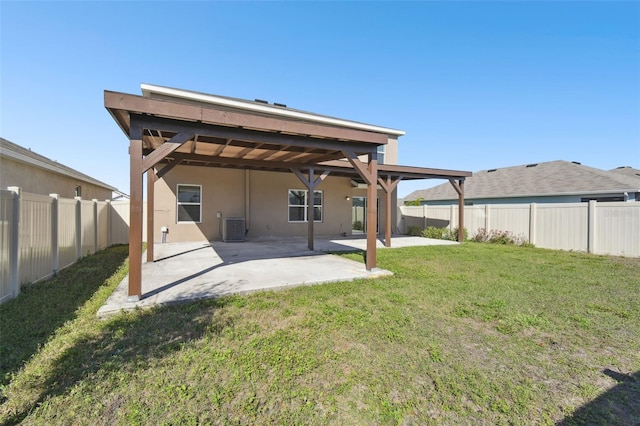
[{"x1": 345, "y1": 196, "x2": 350, "y2": 201}]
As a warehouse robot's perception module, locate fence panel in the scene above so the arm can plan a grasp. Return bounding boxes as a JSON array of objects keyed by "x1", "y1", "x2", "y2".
[
  {"x1": 490, "y1": 205, "x2": 531, "y2": 240},
  {"x1": 18, "y1": 193, "x2": 54, "y2": 284},
  {"x1": 97, "y1": 201, "x2": 109, "y2": 250},
  {"x1": 80, "y1": 199, "x2": 96, "y2": 256},
  {"x1": 464, "y1": 206, "x2": 486, "y2": 236},
  {"x1": 110, "y1": 201, "x2": 130, "y2": 245},
  {"x1": 0, "y1": 190, "x2": 16, "y2": 303},
  {"x1": 594, "y1": 202, "x2": 640, "y2": 257},
  {"x1": 535, "y1": 203, "x2": 588, "y2": 251},
  {"x1": 58, "y1": 198, "x2": 78, "y2": 270}
]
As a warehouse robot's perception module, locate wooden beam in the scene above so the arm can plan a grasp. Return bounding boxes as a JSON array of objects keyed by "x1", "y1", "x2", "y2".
[
  {"x1": 156, "y1": 159, "x2": 182, "y2": 179},
  {"x1": 141, "y1": 132, "x2": 193, "y2": 172},
  {"x1": 130, "y1": 114, "x2": 377, "y2": 155},
  {"x1": 366, "y1": 155, "x2": 378, "y2": 270},
  {"x1": 170, "y1": 153, "x2": 347, "y2": 175},
  {"x1": 212, "y1": 138, "x2": 232, "y2": 156},
  {"x1": 146, "y1": 167, "x2": 156, "y2": 262},
  {"x1": 129, "y1": 136, "x2": 143, "y2": 300},
  {"x1": 342, "y1": 150, "x2": 375, "y2": 185},
  {"x1": 105, "y1": 90, "x2": 389, "y2": 144}
]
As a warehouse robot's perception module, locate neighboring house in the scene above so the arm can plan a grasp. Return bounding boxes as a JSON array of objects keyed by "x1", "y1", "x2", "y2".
[
  {"x1": 609, "y1": 166, "x2": 640, "y2": 179},
  {"x1": 0, "y1": 137, "x2": 116, "y2": 200},
  {"x1": 404, "y1": 160, "x2": 640, "y2": 205}
]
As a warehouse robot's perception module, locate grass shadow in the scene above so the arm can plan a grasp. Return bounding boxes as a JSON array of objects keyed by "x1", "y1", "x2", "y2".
[
  {"x1": 0, "y1": 245, "x2": 129, "y2": 387},
  {"x1": 558, "y1": 369, "x2": 640, "y2": 425},
  {"x1": 1, "y1": 286, "x2": 237, "y2": 425}
]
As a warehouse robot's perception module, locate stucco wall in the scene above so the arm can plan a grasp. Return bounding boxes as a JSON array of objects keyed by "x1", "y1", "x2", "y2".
[
  {"x1": 153, "y1": 165, "x2": 396, "y2": 242},
  {"x1": 0, "y1": 157, "x2": 112, "y2": 200}
]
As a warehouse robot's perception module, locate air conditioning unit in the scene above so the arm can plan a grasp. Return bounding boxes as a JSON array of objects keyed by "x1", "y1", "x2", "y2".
[{"x1": 223, "y1": 217, "x2": 246, "y2": 242}]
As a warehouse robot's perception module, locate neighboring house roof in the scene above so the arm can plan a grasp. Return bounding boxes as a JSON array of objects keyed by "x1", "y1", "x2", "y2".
[
  {"x1": 404, "y1": 160, "x2": 640, "y2": 202},
  {"x1": 140, "y1": 83, "x2": 406, "y2": 137},
  {"x1": 0, "y1": 137, "x2": 117, "y2": 191},
  {"x1": 609, "y1": 166, "x2": 640, "y2": 179}
]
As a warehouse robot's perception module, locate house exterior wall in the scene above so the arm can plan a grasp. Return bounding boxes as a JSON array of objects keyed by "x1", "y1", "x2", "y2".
[
  {"x1": 0, "y1": 157, "x2": 112, "y2": 200},
  {"x1": 153, "y1": 165, "x2": 395, "y2": 243}
]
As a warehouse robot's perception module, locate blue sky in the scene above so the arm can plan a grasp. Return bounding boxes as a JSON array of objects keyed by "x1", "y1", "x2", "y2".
[{"x1": 2, "y1": 1, "x2": 639, "y2": 198}]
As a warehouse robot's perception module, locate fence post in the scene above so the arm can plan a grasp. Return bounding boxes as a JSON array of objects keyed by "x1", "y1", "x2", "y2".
[
  {"x1": 92, "y1": 199, "x2": 98, "y2": 254},
  {"x1": 588, "y1": 200, "x2": 596, "y2": 254},
  {"x1": 422, "y1": 204, "x2": 427, "y2": 229},
  {"x1": 105, "y1": 199, "x2": 112, "y2": 247},
  {"x1": 75, "y1": 196, "x2": 82, "y2": 260},
  {"x1": 529, "y1": 203, "x2": 537, "y2": 245},
  {"x1": 450, "y1": 204, "x2": 455, "y2": 231},
  {"x1": 485, "y1": 204, "x2": 490, "y2": 231},
  {"x1": 7, "y1": 187, "x2": 21, "y2": 299},
  {"x1": 50, "y1": 194, "x2": 59, "y2": 275}
]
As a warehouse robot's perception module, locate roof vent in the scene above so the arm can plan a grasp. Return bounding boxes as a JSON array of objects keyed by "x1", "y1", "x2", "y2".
[
  {"x1": 254, "y1": 99, "x2": 268, "y2": 104},
  {"x1": 616, "y1": 166, "x2": 629, "y2": 169},
  {"x1": 571, "y1": 161, "x2": 581, "y2": 165},
  {"x1": 526, "y1": 163, "x2": 538, "y2": 168},
  {"x1": 487, "y1": 168, "x2": 497, "y2": 173},
  {"x1": 273, "y1": 102, "x2": 287, "y2": 108}
]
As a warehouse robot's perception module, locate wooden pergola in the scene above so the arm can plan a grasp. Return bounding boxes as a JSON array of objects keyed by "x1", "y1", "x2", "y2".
[{"x1": 105, "y1": 87, "x2": 471, "y2": 300}]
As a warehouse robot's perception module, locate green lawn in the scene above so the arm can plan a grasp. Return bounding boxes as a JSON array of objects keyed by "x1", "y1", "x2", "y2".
[{"x1": 1, "y1": 243, "x2": 639, "y2": 425}]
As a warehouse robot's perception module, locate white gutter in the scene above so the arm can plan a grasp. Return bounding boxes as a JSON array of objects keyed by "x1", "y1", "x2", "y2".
[
  {"x1": 141, "y1": 83, "x2": 406, "y2": 137},
  {"x1": 427, "y1": 188, "x2": 640, "y2": 202}
]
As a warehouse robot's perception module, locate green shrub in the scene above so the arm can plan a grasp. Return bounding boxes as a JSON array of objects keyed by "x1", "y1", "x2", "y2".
[
  {"x1": 473, "y1": 228, "x2": 531, "y2": 246},
  {"x1": 422, "y1": 226, "x2": 468, "y2": 241},
  {"x1": 406, "y1": 225, "x2": 423, "y2": 236},
  {"x1": 422, "y1": 226, "x2": 445, "y2": 239},
  {"x1": 352, "y1": 221, "x2": 363, "y2": 231}
]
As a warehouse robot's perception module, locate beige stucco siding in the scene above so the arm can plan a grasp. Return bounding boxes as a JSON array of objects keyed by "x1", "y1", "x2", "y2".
[
  {"x1": 0, "y1": 157, "x2": 112, "y2": 200},
  {"x1": 154, "y1": 165, "x2": 397, "y2": 243}
]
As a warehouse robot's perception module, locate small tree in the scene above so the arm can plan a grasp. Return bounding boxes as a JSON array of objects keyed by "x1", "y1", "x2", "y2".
[{"x1": 404, "y1": 197, "x2": 423, "y2": 206}]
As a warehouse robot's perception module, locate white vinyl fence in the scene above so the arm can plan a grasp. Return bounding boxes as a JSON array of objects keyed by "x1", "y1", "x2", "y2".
[
  {"x1": 399, "y1": 201, "x2": 640, "y2": 258},
  {"x1": 0, "y1": 188, "x2": 135, "y2": 304}
]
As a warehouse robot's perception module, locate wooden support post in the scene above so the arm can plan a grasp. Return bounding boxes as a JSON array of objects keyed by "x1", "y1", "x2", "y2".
[
  {"x1": 307, "y1": 168, "x2": 315, "y2": 251},
  {"x1": 448, "y1": 178, "x2": 466, "y2": 242},
  {"x1": 129, "y1": 132, "x2": 144, "y2": 301},
  {"x1": 377, "y1": 175, "x2": 401, "y2": 248},
  {"x1": 291, "y1": 167, "x2": 330, "y2": 252},
  {"x1": 366, "y1": 154, "x2": 378, "y2": 270},
  {"x1": 146, "y1": 168, "x2": 156, "y2": 262}
]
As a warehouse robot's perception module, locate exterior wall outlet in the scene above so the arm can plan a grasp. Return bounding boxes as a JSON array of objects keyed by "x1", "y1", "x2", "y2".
[{"x1": 216, "y1": 211, "x2": 222, "y2": 219}]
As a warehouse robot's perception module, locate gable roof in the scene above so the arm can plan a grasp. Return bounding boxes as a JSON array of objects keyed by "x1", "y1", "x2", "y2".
[
  {"x1": 404, "y1": 160, "x2": 640, "y2": 202},
  {"x1": 0, "y1": 137, "x2": 116, "y2": 191}
]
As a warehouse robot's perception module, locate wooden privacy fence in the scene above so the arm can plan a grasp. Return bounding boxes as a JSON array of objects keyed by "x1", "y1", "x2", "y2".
[
  {"x1": 0, "y1": 188, "x2": 134, "y2": 304},
  {"x1": 399, "y1": 201, "x2": 640, "y2": 258}
]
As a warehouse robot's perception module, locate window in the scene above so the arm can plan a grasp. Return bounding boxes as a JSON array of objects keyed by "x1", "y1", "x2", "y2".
[
  {"x1": 376, "y1": 145, "x2": 385, "y2": 164},
  {"x1": 177, "y1": 184, "x2": 202, "y2": 223},
  {"x1": 288, "y1": 189, "x2": 323, "y2": 222},
  {"x1": 74, "y1": 185, "x2": 82, "y2": 197}
]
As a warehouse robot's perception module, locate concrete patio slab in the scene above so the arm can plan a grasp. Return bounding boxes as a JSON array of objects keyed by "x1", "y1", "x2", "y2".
[{"x1": 97, "y1": 235, "x2": 457, "y2": 317}]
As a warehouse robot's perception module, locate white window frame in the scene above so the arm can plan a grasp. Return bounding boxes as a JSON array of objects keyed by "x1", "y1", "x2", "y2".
[
  {"x1": 288, "y1": 189, "x2": 323, "y2": 223},
  {"x1": 376, "y1": 145, "x2": 385, "y2": 165},
  {"x1": 176, "y1": 184, "x2": 202, "y2": 224}
]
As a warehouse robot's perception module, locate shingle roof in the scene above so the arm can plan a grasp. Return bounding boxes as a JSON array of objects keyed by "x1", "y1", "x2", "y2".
[
  {"x1": 0, "y1": 137, "x2": 116, "y2": 191},
  {"x1": 609, "y1": 166, "x2": 640, "y2": 179},
  {"x1": 404, "y1": 160, "x2": 640, "y2": 202}
]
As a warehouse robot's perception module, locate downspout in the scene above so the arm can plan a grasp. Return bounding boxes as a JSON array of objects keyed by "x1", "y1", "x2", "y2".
[{"x1": 245, "y1": 169, "x2": 251, "y2": 235}]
